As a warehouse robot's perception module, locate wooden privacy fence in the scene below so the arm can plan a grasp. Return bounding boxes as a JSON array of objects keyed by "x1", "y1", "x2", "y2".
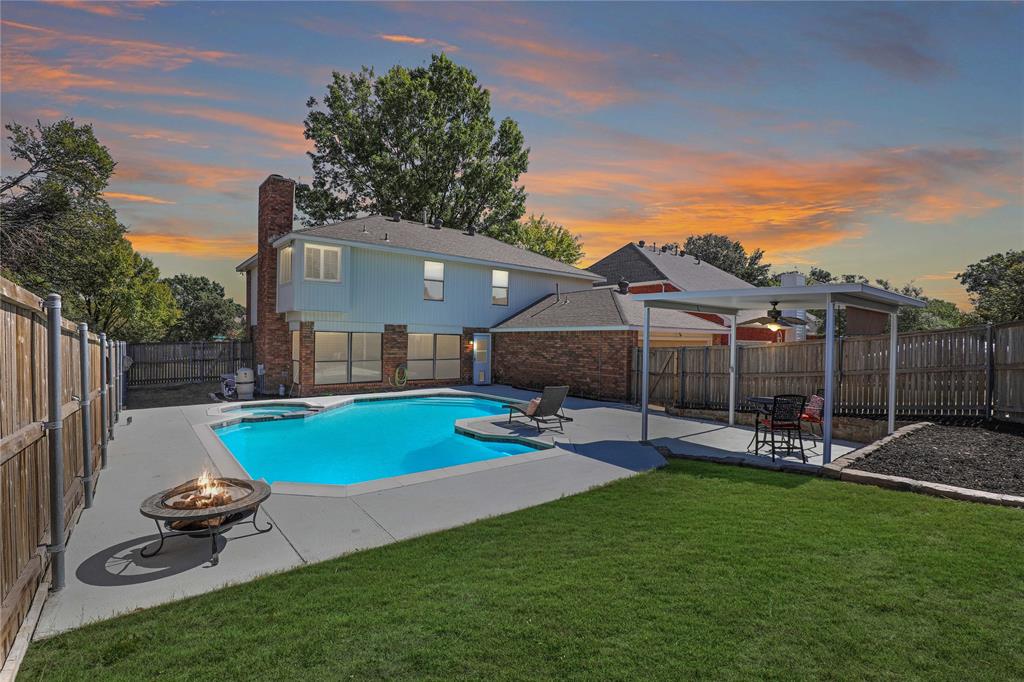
[
  {"x1": 631, "y1": 320, "x2": 1024, "y2": 422},
  {"x1": 1, "y1": 276, "x2": 125, "y2": 664},
  {"x1": 126, "y1": 340, "x2": 252, "y2": 386}
]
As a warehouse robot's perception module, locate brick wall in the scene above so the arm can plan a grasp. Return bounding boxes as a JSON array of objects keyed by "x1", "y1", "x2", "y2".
[
  {"x1": 244, "y1": 269, "x2": 253, "y2": 340},
  {"x1": 254, "y1": 175, "x2": 295, "y2": 389},
  {"x1": 492, "y1": 330, "x2": 637, "y2": 402}
]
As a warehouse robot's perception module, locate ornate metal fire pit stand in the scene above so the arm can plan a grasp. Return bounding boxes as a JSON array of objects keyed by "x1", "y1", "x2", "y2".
[{"x1": 139, "y1": 478, "x2": 272, "y2": 566}]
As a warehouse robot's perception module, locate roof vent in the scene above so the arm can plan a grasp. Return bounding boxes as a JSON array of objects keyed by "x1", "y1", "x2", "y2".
[
  {"x1": 467, "y1": 224, "x2": 476, "y2": 236},
  {"x1": 392, "y1": 211, "x2": 402, "y2": 222},
  {"x1": 660, "y1": 245, "x2": 668, "y2": 253},
  {"x1": 617, "y1": 279, "x2": 630, "y2": 294},
  {"x1": 678, "y1": 249, "x2": 685, "y2": 257},
  {"x1": 422, "y1": 209, "x2": 428, "y2": 225},
  {"x1": 383, "y1": 232, "x2": 390, "y2": 242},
  {"x1": 638, "y1": 239, "x2": 645, "y2": 248},
  {"x1": 433, "y1": 218, "x2": 443, "y2": 230}
]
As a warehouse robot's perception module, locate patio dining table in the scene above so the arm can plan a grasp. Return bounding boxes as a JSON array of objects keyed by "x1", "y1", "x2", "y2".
[{"x1": 744, "y1": 395, "x2": 809, "y2": 453}]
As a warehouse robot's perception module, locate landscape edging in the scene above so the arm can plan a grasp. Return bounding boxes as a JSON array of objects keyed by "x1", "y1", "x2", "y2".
[{"x1": 825, "y1": 421, "x2": 1024, "y2": 509}]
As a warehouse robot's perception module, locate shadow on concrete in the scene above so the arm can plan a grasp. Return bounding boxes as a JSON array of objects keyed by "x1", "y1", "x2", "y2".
[
  {"x1": 569, "y1": 440, "x2": 667, "y2": 472},
  {"x1": 75, "y1": 533, "x2": 225, "y2": 586}
]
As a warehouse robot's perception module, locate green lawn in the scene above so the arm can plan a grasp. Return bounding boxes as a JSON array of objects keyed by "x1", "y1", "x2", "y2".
[{"x1": 22, "y1": 461, "x2": 1024, "y2": 681}]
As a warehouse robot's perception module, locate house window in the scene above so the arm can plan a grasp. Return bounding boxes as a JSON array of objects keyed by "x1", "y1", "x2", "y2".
[
  {"x1": 491, "y1": 269, "x2": 509, "y2": 306},
  {"x1": 291, "y1": 330, "x2": 300, "y2": 383},
  {"x1": 278, "y1": 246, "x2": 293, "y2": 284},
  {"x1": 423, "y1": 261, "x2": 444, "y2": 301},
  {"x1": 314, "y1": 332, "x2": 382, "y2": 384},
  {"x1": 305, "y1": 244, "x2": 341, "y2": 282},
  {"x1": 406, "y1": 333, "x2": 461, "y2": 380}
]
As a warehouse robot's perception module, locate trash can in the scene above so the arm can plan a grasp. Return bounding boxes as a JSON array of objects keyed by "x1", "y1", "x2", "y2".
[{"x1": 235, "y1": 367, "x2": 255, "y2": 400}]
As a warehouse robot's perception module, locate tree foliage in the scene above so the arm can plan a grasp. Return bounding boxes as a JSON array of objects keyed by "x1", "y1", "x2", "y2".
[
  {"x1": 164, "y1": 274, "x2": 245, "y2": 341},
  {"x1": 807, "y1": 268, "x2": 966, "y2": 333},
  {"x1": 2, "y1": 117, "x2": 178, "y2": 341},
  {"x1": 1, "y1": 118, "x2": 115, "y2": 273},
  {"x1": 678, "y1": 234, "x2": 774, "y2": 286},
  {"x1": 956, "y1": 251, "x2": 1024, "y2": 324},
  {"x1": 300, "y1": 54, "x2": 529, "y2": 235},
  {"x1": 486, "y1": 214, "x2": 584, "y2": 265}
]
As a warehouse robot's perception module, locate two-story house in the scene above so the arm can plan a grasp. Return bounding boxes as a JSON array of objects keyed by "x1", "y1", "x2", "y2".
[{"x1": 238, "y1": 175, "x2": 605, "y2": 396}]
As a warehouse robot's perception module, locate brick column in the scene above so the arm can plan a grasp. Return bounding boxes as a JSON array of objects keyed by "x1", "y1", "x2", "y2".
[
  {"x1": 383, "y1": 324, "x2": 408, "y2": 384},
  {"x1": 253, "y1": 174, "x2": 295, "y2": 391},
  {"x1": 297, "y1": 322, "x2": 315, "y2": 395}
]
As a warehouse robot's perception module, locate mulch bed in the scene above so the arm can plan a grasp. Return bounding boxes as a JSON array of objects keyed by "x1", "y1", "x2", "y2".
[{"x1": 852, "y1": 424, "x2": 1024, "y2": 496}]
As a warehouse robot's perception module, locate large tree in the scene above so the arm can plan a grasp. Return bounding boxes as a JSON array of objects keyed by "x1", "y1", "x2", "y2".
[
  {"x1": 2, "y1": 117, "x2": 178, "y2": 340},
  {"x1": 678, "y1": 234, "x2": 774, "y2": 286},
  {"x1": 956, "y1": 251, "x2": 1024, "y2": 324},
  {"x1": 300, "y1": 53, "x2": 529, "y2": 234},
  {"x1": 1, "y1": 118, "x2": 115, "y2": 275},
  {"x1": 486, "y1": 214, "x2": 584, "y2": 265},
  {"x1": 163, "y1": 274, "x2": 245, "y2": 341}
]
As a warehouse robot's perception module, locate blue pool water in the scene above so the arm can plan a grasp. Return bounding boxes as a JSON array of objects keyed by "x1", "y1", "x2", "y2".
[{"x1": 215, "y1": 396, "x2": 537, "y2": 485}]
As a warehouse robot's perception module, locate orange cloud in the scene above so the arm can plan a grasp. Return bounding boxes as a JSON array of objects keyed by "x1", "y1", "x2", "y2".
[
  {"x1": 524, "y1": 136, "x2": 1015, "y2": 263},
  {"x1": 1, "y1": 52, "x2": 221, "y2": 98},
  {"x1": 114, "y1": 156, "x2": 262, "y2": 193},
  {"x1": 105, "y1": 191, "x2": 175, "y2": 204},
  {"x1": 42, "y1": 1, "x2": 165, "y2": 19},
  {"x1": 140, "y1": 103, "x2": 308, "y2": 155},
  {"x1": 377, "y1": 33, "x2": 458, "y2": 51},
  {"x1": 127, "y1": 231, "x2": 254, "y2": 259}
]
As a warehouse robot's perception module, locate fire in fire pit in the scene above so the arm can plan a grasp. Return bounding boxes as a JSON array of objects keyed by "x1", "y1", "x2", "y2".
[{"x1": 166, "y1": 470, "x2": 246, "y2": 510}]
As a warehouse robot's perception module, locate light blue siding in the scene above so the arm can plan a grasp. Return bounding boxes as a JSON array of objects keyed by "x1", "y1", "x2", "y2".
[{"x1": 280, "y1": 242, "x2": 591, "y2": 328}]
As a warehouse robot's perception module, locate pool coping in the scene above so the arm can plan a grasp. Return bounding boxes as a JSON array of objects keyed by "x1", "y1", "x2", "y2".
[{"x1": 192, "y1": 388, "x2": 568, "y2": 498}]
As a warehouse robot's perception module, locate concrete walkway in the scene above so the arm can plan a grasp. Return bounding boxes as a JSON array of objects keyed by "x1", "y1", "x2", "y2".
[{"x1": 35, "y1": 386, "x2": 666, "y2": 638}]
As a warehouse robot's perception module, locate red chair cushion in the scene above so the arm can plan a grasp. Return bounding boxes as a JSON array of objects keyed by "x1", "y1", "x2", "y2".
[{"x1": 800, "y1": 413, "x2": 822, "y2": 423}]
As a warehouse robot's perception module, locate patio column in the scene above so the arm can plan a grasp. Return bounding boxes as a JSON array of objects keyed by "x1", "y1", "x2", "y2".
[
  {"x1": 641, "y1": 305, "x2": 651, "y2": 442},
  {"x1": 728, "y1": 314, "x2": 737, "y2": 426},
  {"x1": 888, "y1": 312, "x2": 898, "y2": 434},
  {"x1": 822, "y1": 295, "x2": 835, "y2": 464}
]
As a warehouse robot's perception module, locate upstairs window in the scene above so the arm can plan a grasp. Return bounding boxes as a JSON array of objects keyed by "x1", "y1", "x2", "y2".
[
  {"x1": 423, "y1": 260, "x2": 444, "y2": 301},
  {"x1": 491, "y1": 269, "x2": 509, "y2": 306},
  {"x1": 305, "y1": 244, "x2": 341, "y2": 282},
  {"x1": 278, "y1": 245, "x2": 293, "y2": 284}
]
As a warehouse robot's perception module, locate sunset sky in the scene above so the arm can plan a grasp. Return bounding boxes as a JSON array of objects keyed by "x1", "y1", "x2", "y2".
[{"x1": 2, "y1": 1, "x2": 1021, "y2": 305}]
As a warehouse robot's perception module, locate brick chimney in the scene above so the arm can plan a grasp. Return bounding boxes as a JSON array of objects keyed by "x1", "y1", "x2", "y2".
[{"x1": 254, "y1": 175, "x2": 296, "y2": 390}]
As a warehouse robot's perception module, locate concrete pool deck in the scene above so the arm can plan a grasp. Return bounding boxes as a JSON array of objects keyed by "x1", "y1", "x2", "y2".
[{"x1": 33, "y1": 385, "x2": 858, "y2": 639}]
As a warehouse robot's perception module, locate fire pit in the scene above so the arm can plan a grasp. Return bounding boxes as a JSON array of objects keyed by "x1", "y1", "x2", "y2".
[{"x1": 139, "y1": 471, "x2": 272, "y2": 565}]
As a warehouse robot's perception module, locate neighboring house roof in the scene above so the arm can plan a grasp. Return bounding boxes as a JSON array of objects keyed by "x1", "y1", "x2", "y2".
[
  {"x1": 588, "y1": 242, "x2": 752, "y2": 291},
  {"x1": 492, "y1": 286, "x2": 729, "y2": 333},
  {"x1": 236, "y1": 215, "x2": 602, "y2": 281}
]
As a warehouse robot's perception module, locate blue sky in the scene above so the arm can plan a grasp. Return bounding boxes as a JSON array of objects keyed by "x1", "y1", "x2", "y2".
[{"x1": 2, "y1": 1, "x2": 1021, "y2": 304}]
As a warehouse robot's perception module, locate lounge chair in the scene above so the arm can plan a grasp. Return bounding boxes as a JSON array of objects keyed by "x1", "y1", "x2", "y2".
[{"x1": 503, "y1": 386, "x2": 572, "y2": 433}]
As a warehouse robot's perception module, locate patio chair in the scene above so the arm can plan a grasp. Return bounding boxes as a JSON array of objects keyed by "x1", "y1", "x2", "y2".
[
  {"x1": 801, "y1": 394, "x2": 825, "y2": 446},
  {"x1": 504, "y1": 386, "x2": 572, "y2": 433},
  {"x1": 754, "y1": 394, "x2": 807, "y2": 462}
]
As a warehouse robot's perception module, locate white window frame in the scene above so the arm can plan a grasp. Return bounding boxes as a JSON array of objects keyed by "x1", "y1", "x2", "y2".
[
  {"x1": 406, "y1": 333, "x2": 461, "y2": 380},
  {"x1": 423, "y1": 260, "x2": 445, "y2": 301},
  {"x1": 304, "y1": 244, "x2": 342, "y2": 282},
  {"x1": 278, "y1": 245, "x2": 293, "y2": 284},
  {"x1": 491, "y1": 269, "x2": 509, "y2": 306}
]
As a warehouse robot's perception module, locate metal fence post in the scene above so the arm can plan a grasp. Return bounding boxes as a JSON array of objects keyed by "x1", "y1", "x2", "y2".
[
  {"x1": 112, "y1": 339, "x2": 120, "y2": 424},
  {"x1": 985, "y1": 323, "x2": 995, "y2": 420},
  {"x1": 119, "y1": 340, "x2": 127, "y2": 410},
  {"x1": 44, "y1": 294, "x2": 66, "y2": 592},
  {"x1": 107, "y1": 339, "x2": 117, "y2": 440},
  {"x1": 78, "y1": 323, "x2": 94, "y2": 509},
  {"x1": 99, "y1": 333, "x2": 109, "y2": 467}
]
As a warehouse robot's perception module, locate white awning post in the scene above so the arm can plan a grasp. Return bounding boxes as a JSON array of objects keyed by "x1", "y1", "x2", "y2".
[
  {"x1": 822, "y1": 295, "x2": 835, "y2": 464},
  {"x1": 641, "y1": 305, "x2": 651, "y2": 442},
  {"x1": 888, "y1": 312, "x2": 898, "y2": 434},
  {"x1": 728, "y1": 314, "x2": 737, "y2": 426}
]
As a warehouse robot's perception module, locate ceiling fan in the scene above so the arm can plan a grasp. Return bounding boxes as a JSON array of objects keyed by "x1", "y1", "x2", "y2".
[{"x1": 738, "y1": 301, "x2": 808, "y2": 332}]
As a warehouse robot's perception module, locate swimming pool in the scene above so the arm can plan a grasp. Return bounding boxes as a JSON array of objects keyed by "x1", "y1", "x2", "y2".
[{"x1": 214, "y1": 395, "x2": 538, "y2": 486}]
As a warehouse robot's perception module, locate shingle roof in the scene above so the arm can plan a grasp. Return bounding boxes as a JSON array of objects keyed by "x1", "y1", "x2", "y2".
[
  {"x1": 265, "y1": 215, "x2": 602, "y2": 280},
  {"x1": 588, "y1": 242, "x2": 752, "y2": 290},
  {"x1": 492, "y1": 287, "x2": 728, "y2": 333}
]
